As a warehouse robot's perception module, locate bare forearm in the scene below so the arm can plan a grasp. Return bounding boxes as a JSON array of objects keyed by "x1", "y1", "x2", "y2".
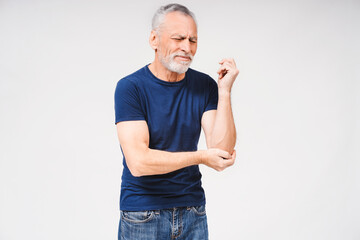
[
  {"x1": 207, "y1": 58, "x2": 238, "y2": 153},
  {"x1": 118, "y1": 120, "x2": 235, "y2": 177},
  {"x1": 126, "y1": 147, "x2": 235, "y2": 177},
  {"x1": 209, "y1": 90, "x2": 236, "y2": 153},
  {"x1": 128, "y1": 149, "x2": 203, "y2": 177}
]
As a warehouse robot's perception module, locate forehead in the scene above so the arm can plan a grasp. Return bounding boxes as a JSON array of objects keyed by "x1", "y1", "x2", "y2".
[{"x1": 161, "y1": 11, "x2": 197, "y2": 36}]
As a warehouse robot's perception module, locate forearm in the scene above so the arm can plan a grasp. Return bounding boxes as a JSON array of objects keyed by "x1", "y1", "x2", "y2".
[
  {"x1": 126, "y1": 146, "x2": 235, "y2": 177},
  {"x1": 209, "y1": 90, "x2": 236, "y2": 153},
  {"x1": 127, "y1": 148, "x2": 203, "y2": 177}
]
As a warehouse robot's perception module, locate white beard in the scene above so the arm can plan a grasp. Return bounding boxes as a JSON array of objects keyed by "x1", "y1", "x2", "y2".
[{"x1": 158, "y1": 50, "x2": 193, "y2": 74}]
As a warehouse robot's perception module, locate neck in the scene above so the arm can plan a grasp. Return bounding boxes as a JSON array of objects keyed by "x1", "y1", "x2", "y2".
[{"x1": 148, "y1": 57, "x2": 185, "y2": 82}]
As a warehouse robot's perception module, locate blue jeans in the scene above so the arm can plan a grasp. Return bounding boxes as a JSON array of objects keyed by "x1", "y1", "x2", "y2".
[{"x1": 118, "y1": 206, "x2": 208, "y2": 240}]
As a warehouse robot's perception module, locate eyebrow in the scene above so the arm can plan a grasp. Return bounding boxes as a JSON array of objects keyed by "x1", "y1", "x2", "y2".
[{"x1": 171, "y1": 34, "x2": 198, "y2": 41}]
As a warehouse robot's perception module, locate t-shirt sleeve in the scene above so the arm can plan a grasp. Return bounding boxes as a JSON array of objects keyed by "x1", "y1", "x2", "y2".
[
  {"x1": 204, "y1": 77, "x2": 219, "y2": 112},
  {"x1": 114, "y1": 78, "x2": 145, "y2": 124}
]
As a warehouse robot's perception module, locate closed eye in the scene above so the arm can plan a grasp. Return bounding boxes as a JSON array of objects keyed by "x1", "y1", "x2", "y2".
[
  {"x1": 189, "y1": 37, "x2": 197, "y2": 43},
  {"x1": 171, "y1": 37, "x2": 197, "y2": 44},
  {"x1": 172, "y1": 37, "x2": 186, "y2": 41}
]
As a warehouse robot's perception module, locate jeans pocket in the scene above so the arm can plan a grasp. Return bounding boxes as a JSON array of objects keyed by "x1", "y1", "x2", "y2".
[
  {"x1": 121, "y1": 210, "x2": 155, "y2": 223},
  {"x1": 191, "y1": 205, "x2": 206, "y2": 216}
]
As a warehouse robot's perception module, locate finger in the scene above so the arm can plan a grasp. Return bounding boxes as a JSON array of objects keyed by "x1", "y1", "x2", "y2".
[
  {"x1": 217, "y1": 64, "x2": 231, "y2": 75},
  {"x1": 231, "y1": 149, "x2": 236, "y2": 159},
  {"x1": 223, "y1": 150, "x2": 236, "y2": 167},
  {"x1": 223, "y1": 156, "x2": 235, "y2": 167},
  {"x1": 217, "y1": 67, "x2": 226, "y2": 74},
  {"x1": 217, "y1": 69, "x2": 228, "y2": 80},
  {"x1": 229, "y1": 150, "x2": 236, "y2": 165},
  {"x1": 226, "y1": 58, "x2": 236, "y2": 66},
  {"x1": 218, "y1": 62, "x2": 234, "y2": 72},
  {"x1": 219, "y1": 58, "x2": 232, "y2": 64},
  {"x1": 223, "y1": 60, "x2": 236, "y2": 69},
  {"x1": 219, "y1": 58, "x2": 236, "y2": 66},
  {"x1": 217, "y1": 70, "x2": 228, "y2": 80},
  {"x1": 219, "y1": 59, "x2": 227, "y2": 64},
  {"x1": 217, "y1": 149, "x2": 232, "y2": 159}
]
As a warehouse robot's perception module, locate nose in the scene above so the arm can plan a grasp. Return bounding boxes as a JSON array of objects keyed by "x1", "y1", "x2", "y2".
[{"x1": 179, "y1": 39, "x2": 191, "y2": 53}]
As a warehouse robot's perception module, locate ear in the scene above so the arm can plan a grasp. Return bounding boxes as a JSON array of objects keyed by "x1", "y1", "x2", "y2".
[{"x1": 149, "y1": 30, "x2": 159, "y2": 51}]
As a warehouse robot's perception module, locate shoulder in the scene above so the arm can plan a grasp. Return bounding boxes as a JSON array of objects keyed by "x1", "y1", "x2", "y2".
[
  {"x1": 115, "y1": 66, "x2": 152, "y2": 96},
  {"x1": 116, "y1": 66, "x2": 147, "y2": 87},
  {"x1": 115, "y1": 67, "x2": 151, "y2": 102}
]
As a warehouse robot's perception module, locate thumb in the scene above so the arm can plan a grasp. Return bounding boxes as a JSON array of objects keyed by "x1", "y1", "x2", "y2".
[{"x1": 217, "y1": 149, "x2": 232, "y2": 159}]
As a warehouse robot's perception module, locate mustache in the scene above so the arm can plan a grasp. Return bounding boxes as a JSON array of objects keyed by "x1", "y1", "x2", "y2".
[{"x1": 171, "y1": 52, "x2": 194, "y2": 60}]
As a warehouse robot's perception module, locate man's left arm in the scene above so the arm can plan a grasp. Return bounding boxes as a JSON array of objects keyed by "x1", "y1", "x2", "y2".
[{"x1": 201, "y1": 58, "x2": 238, "y2": 154}]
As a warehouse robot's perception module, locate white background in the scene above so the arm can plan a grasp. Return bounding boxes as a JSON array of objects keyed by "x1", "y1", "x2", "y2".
[{"x1": 1, "y1": 0, "x2": 359, "y2": 239}]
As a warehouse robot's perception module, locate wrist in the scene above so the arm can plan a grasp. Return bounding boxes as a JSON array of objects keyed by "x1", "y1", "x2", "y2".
[
  {"x1": 218, "y1": 89, "x2": 231, "y2": 99},
  {"x1": 197, "y1": 150, "x2": 206, "y2": 165}
]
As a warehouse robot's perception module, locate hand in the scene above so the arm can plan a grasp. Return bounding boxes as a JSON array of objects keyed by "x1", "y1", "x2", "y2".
[
  {"x1": 217, "y1": 58, "x2": 239, "y2": 93},
  {"x1": 201, "y1": 149, "x2": 236, "y2": 171}
]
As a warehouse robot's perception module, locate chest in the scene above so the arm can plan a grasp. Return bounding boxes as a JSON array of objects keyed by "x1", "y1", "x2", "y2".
[{"x1": 140, "y1": 84, "x2": 206, "y2": 150}]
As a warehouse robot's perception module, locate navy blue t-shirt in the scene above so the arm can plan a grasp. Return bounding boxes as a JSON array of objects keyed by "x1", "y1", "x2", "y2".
[{"x1": 114, "y1": 65, "x2": 218, "y2": 211}]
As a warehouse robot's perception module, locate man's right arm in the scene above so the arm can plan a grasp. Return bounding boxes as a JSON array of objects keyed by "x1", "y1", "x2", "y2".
[{"x1": 116, "y1": 120, "x2": 235, "y2": 177}]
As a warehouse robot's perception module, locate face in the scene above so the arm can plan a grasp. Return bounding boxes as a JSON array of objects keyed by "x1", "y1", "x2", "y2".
[{"x1": 155, "y1": 12, "x2": 198, "y2": 74}]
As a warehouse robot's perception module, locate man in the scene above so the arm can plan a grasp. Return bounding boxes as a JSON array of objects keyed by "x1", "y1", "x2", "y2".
[{"x1": 114, "y1": 3, "x2": 238, "y2": 240}]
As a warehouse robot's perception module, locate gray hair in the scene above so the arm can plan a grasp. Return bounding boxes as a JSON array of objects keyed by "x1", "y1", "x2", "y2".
[{"x1": 152, "y1": 3, "x2": 197, "y2": 32}]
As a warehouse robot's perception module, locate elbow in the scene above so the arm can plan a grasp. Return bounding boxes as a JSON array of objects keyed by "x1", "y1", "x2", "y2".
[
  {"x1": 128, "y1": 162, "x2": 147, "y2": 177},
  {"x1": 123, "y1": 147, "x2": 153, "y2": 177},
  {"x1": 209, "y1": 134, "x2": 236, "y2": 153},
  {"x1": 211, "y1": 143, "x2": 235, "y2": 154},
  {"x1": 130, "y1": 171, "x2": 143, "y2": 178},
  {"x1": 128, "y1": 166, "x2": 142, "y2": 177},
  {"x1": 125, "y1": 156, "x2": 147, "y2": 177}
]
